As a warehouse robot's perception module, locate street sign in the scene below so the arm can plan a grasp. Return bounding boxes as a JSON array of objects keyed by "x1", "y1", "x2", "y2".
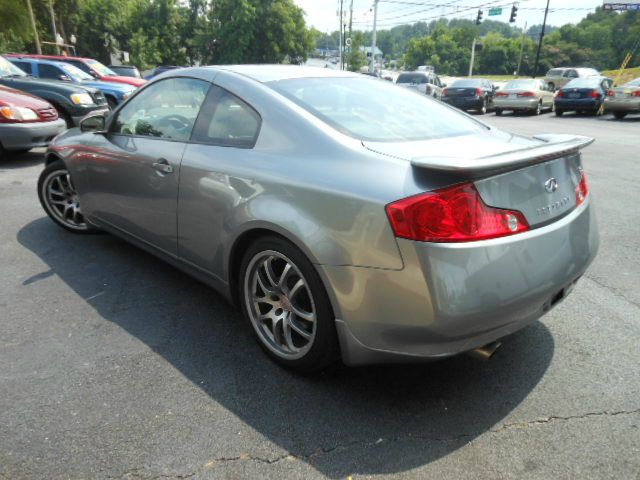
[
  {"x1": 488, "y1": 7, "x2": 503, "y2": 16},
  {"x1": 603, "y1": 1, "x2": 640, "y2": 10}
]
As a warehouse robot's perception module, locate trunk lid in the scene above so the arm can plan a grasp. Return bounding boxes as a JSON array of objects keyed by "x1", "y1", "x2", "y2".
[
  {"x1": 445, "y1": 87, "x2": 478, "y2": 97},
  {"x1": 364, "y1": 132, "x2": 593, "y2": 227},
  {"x1": 561, "y1": 87, "x2": 598, "y2": 99}
]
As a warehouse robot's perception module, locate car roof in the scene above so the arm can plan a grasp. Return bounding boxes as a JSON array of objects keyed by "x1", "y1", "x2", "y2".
[
  {"x1": 12, "y1": 54, "x2": 92, "y2": 62},
  {"x1": 205, "y1": 65, "x2": 360, "y2": 83},
  {"x1": 9, "y1": 57, "x2": 69, "y2": 68}
]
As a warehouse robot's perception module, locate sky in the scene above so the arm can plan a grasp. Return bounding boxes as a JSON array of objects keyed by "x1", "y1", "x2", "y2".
[{"x1": 294, "y1": 0, "x2": 608, "y2": 33}]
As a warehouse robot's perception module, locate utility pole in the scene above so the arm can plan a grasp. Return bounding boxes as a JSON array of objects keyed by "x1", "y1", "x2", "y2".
[
  {"x1": 347, "y1": 0, "x2": 353, "y2": 70},
  {"x1": 339, "y1": 0, "x2": 344, "y2": 70},
  {"x1": 468, "y1": 37, "x2": 476, "y2": 76},
  {"x1": 533, "y1": 0, "x2": 550, "y2": 78},
  {"x1": 370, "y1": 0, "x2": 379, "y2": 73},
  {"x1": 48, "y1": 0, "x2": 60, "y2": 54},
  {"x1": 26, "y1": 0, "x2": 42, "y2": 54},
  {"x1": 517, "y1": 21, "x2": 527, "y2": 76}
]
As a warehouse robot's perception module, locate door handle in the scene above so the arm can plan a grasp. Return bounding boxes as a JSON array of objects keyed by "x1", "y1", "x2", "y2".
[{"x1": 152, "y1": 159, "x2": 173, "y2": 174}]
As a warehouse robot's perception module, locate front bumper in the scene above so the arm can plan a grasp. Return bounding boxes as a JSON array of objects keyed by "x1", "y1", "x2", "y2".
[
  {"x1": 0, "y1": 118, "x2": 67, "y2": 150},
  {"x1": 321, "y1": 199, "x2": 598, "y2": 366},
  {"x1": 494, "y1": 97, "x2": 539, "y2": 110},
  {"x1": 442, "y1": 96, "x2": 483, "y2": 110}
]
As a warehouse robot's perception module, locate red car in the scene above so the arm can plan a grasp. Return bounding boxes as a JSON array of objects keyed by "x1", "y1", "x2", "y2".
[
  {"x1": 5, "y1": 54, "x2": 145, "y2": 88},
  {"x1": 0, "y1": 85, "x2": 66, "y2": 158}
]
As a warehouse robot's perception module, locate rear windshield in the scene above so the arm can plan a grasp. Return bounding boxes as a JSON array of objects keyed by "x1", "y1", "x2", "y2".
[
  {"x1": 268, "y1": 77, "x2": 486, "y2": 142},
  {"x1": 547, "y1": 69, "x2": 564, "y2": 76},
  {"x1": 505, "y1": 79, "x2": 539, "y2": 89},
  {"x1": 449, "y1": 79, "x2": 483, "y2": 88},
  {"x1": 624, "y1": 78, "x2": 640, "y2": 87},
  {"x1": 564, "y1": 78, "x2": 602, "y2": 88},
  {"x1": 396, "y1": 73, "x2": 427, "y2": 84}
]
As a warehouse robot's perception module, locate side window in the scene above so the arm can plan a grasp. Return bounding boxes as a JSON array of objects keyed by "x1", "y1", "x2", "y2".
[
  {"x1": 12, "y1": 61, "x2": 32, "y2": 74},
  {"x1": 192, "y1": 86, "x2": 261, "y2": 148},
  {"x1": 114, "y1": 77, "x2": 210, "y2": 141},
  {"x1": 565, "y1": 70, "x2": 578, "y2": 78},
  {"x1": 67, "y1": 60, "x2": 91, "y2": 75},
  {"x1": 434, "y1": 75, "x2": 441, "y2": 87},
  {"x1": 39, "y1": 64, "x2": 64, "y2": 80}
]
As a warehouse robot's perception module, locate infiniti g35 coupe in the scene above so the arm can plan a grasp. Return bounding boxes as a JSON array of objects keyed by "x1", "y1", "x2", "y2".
[{"x1": 38, "y1": 66, "x2": 599, "y2": 372}]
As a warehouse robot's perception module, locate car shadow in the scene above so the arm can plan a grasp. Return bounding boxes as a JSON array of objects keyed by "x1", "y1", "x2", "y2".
[
  {"x1": 0, "y1": 150, "x2": 44, "y2": 169},
  {"x1": 17, "y1": 217, "x2": 554, "y2": 477}
]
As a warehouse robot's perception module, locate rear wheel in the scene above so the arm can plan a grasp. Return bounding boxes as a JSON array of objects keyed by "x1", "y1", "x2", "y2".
[
  {"x1": 613, "y1": 111, "x2": 627, "y2": 119},
  {"x1": 478, "y1": 98, "x2": 487, "y2": 115},
  {"x1": 239, "y1": 236, "x2": 340, "y2": 372},
  {"x1": 533, "y1": 101, "x2": 542, "y2": 116},
  {"x1": 38, "y1": 160, "x2": 96, "y2": 233},
  {"x1": 555, "y1": 109, "x2": 563, "y2": 116},
  {"x1": 495, "y1": 108, "x2": 503, "y2": 116}
]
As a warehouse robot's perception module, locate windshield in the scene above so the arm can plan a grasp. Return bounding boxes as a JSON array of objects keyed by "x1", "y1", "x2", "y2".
[
  {"x1": 0, "y1": 56, "x2": 27, "y2": 77},
  {"x1": 268, "y1": 77, "x2": 486, "y2": 142},
  {"x1": 87, "y1": 59, "x2": 117, "y2": 76},
  {"x1": 61, "y1": 63, "x2": 94, "y2": 81},
  {"x1": 396, "y1": 73, "x2": 427, "y2": 84},
  {"x1": 450, "y1": 79, "x2": 483, "y2": 88},
  {"x1": 505, "y1": 79, "x2": 539, "y2": 90},
  {"x1": 564, "y1": 78, "x2": 602, "y2": 89},
  {"x1": 624, "y1": 78, "x2": 640, "y2": 87}
]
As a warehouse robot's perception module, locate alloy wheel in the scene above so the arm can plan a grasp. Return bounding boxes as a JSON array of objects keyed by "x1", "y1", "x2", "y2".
[
  {"x1": 244, "y1": 250, "x2": 317, "y2": 359},
  {"x1": 41, "y1": 169, "x2": 87, "y2": 231}
]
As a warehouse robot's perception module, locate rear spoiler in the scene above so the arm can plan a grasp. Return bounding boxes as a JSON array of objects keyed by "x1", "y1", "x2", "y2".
[{"x1": 410, "y1": 134, "x2": 594, "y2": 178}]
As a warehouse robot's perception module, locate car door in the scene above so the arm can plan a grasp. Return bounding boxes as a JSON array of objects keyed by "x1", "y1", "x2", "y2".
[
  {"x1": 84, "y1": 76, "x2": 210, "y2": 256},
  {"x1": 37, "y1": 63, "x2": 70, "y2": 82},
  {"x1": 177, "y1": 85, "x2": 262, "y2": 278}
]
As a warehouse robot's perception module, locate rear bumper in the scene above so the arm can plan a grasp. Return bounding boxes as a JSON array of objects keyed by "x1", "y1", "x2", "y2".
[
  {"x1": 494, "y1": 97, "x2": 539, "y2": 110},
  {"x1": 0, "y1": 119, "x2": 66, "y2": 150},
  {"x1": 442, "y1": 96, "x2": 483, "y2": 110},
  {"x1": 322, "y1": 199, "x2": 598, "y2": 366},
  {"x1": 555, "y1": 98, "x2": 601, "y2": 111},
  {"x1": 604, "y1": 99, "x2": 640, "y2": 113}
]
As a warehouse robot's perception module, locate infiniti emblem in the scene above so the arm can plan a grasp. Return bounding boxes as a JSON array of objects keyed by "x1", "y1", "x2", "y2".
[{"x1": 544, "y1": 177, "x2": 558, "y2": 193}]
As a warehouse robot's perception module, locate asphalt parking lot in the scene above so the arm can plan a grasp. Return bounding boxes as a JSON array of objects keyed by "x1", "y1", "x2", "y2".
[{"x1": 1, "y1": 112, "x2": 639, "y2": 479}]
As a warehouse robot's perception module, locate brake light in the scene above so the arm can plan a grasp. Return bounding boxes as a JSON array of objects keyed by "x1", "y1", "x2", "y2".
[
  {"x1": 476, "y1": 88, "x2": 483, "y2": 96},
  {"x1": 607, "y1": 90, "x2": 615, "y2": 97},
  {"x1": 386, "y1": 183, "x2": 529, "y2": 243},
  {"x1": 556, "y1": 90, "x2": 565, "y2": 98},
  {"x1": 576, "y1": 171, "x2": 589, "y2": 206},
  {"x1": 517, "y1": 91, "x2": 536, "y2": 97},
  {"x1": 495, "y1": 92, "x2": 509, "y2": 97},
  {"x1": 633, "y1": 90, "x2": 640, "y2": 97},
  {"x1": 442, "y1": 88, "x2": 449, "y2": 96},
  {"x1": 591, "y1": 90, "x2": 601, "y2": 99}
]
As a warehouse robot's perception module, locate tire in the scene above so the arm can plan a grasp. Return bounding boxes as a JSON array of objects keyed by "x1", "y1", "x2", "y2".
[
  {"x1": 495, "y1": 108, "x2": 503, "y2": 116},
  {"x1": 12, "y1": 148, "x2": 31, "y2": 155},
  {"x1": 57, "y1": 108, "x2": 73, "y2": 129},
  {"x1": 37, "y1": 160, "x2": 97, "y2": 234},
  {"x1": 613, "y1": 111, "x2": 627, "y2": 119},
  {"x1": 533, "y1": 101, "x2": 542, "y2": 116},
  {"x1": 555, "y1": 109, "x2": 563, "y2": 116},
  {"x1": 478, "y1": 98, "x2": 487, "y2": 115},
  {"x1": 239, "y1": 235, "x2": 340, "y2": 372}
]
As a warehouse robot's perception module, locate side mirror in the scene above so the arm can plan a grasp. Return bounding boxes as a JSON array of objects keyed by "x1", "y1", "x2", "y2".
[
  {"x1": 80, "y1": 113, "x2": 106, "y2": 133},
  {"x1": 90, "y1": 71, "x2": 100, "y2": 79}
]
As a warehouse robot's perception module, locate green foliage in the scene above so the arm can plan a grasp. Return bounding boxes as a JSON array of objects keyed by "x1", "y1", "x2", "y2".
[
  {"x1": 346, "y1": 31, "x2": 366, "y2": 72},
  {"x1": 0, "y1": 0, "x2": 313, "y2": 69}
]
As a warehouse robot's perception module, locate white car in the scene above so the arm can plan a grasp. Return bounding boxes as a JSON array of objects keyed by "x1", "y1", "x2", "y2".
[{"x1": 395, "y1": 71, "x2": 445, "y2": 99}]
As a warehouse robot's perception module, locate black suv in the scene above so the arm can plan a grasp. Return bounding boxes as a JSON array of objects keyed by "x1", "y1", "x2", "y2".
[{"x1": 0, "y1": 55, "x2": 109, "y2": 127}]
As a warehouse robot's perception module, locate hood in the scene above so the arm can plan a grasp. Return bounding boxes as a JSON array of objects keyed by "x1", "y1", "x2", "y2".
[
  {"x1": 0, "y1": 84, "x2": 53, "y2": 110},
  {"x1": 99, "y1": 75, "x2": 145, "y2": 87},
  {"x1": 0, "y1": 75, "x2": 99, "y2": 94}
]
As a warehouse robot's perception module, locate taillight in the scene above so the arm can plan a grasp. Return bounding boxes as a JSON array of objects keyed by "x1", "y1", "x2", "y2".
[
  {"x1": 633, "y1": 90, "x2": 640, "y2": 97},
  {"x1": 590, "y1": 90, "x2": 601, "y2": 99},
  {"x1": 517, "y1": 91, "x2": 536, "y2": 97},
  {"x1": 476, "y1": 88, "x2": 483, "y2": 96},
  {"x1": 607, "y1": 90, "x2": 615, "y2": 97},
  {"x1": 386, "y1": 183, "x2": 530, "y2": 243},
  {"x1": 442, "y1": 88, "x2": 449, "y2": 96},
  {"x1": 496, "y1": 92, "x2": 509, "y2": 97},
  {"x1": 556, "y1": 90, "x2": 565, "y2": 98},
  {"x1": 576, "y1": 170, "x2": 589, "y2": 206}
]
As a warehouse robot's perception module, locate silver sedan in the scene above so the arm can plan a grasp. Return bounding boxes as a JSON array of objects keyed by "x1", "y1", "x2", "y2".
[
  {"x1": 37, "y1": 66, "x2": 599, "y2": 371},
  {"x1": 604, "y1": 77, "x2": 640, "y2": 119},
  {"x1": 494, "y1": 79, "x2": 555, "y2": 115}
]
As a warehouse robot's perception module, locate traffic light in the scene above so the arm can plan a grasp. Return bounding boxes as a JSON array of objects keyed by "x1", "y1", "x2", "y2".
[
  {"x1": 509, "y1": 4, "x2": 518, "y2": 23},
  {"x1": 476, "y1": 9, "x2": 483, "y2": 25}
]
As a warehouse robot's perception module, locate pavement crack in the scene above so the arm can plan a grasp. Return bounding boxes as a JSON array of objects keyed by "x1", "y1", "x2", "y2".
[
  {"x1": 584, "y1": 274, "x2": 640, "y2": 309},
  {"x1": 490, "y1": 408, "x2": 640, "y2": 433}
]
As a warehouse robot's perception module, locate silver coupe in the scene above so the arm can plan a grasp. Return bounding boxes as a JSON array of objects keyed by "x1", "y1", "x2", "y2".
[{"x1": 38, "y1": 66, "x2": 599, "y2": 371}]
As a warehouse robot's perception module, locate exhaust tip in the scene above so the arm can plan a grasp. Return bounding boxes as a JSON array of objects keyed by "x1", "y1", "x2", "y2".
[{"x1": 466, "y1": 341, "x2": 502, "y2": 360}]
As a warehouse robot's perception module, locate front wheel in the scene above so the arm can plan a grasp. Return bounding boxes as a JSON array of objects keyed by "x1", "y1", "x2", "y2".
[
  {"x1": 38, "y1": 160, "x2": 96, "y2": 233},
  {"x1": 239, "y1": 236, "x2": 340, "y2": 372}
]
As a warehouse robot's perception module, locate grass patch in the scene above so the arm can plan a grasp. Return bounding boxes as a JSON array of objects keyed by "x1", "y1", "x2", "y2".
[{"x1": 602, "y1": 66, "x2": 640, "y2": 85}]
